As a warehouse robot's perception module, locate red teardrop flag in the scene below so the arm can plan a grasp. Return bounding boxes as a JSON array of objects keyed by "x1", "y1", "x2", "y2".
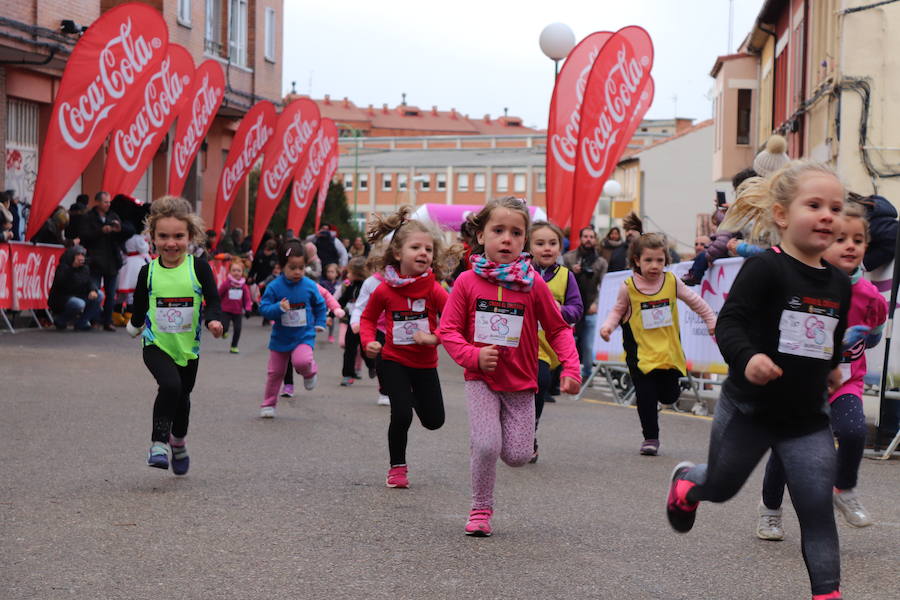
[
  {"x1": 314, "y1": 152, "x2": 339, "y2": 234},
  {"x1": 286, "y1": 118, "x2": 338, "y2": 235}
]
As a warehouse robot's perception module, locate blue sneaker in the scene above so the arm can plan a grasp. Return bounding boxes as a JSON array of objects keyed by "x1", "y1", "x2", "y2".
[
  {"x1": 147, "y1": 443, "x2": 169, "y2": 469},
  {"x1": 171, "y1": 449, "x2": 190, "y2": 476}
]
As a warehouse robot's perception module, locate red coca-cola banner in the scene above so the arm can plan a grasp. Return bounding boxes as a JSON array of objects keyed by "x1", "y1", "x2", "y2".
[
  {"x1": 4, "y1": 243, "x2": 65, "y2": 310},
  {"x1": 25, "y1": 3, "x2": 169, "y2": 240},
  {"x1": 286, "y1": 118, "x2": 338, "y2": 235},
  {"x1": 0, "y1": 243, "x2": 11, "y2": 309},
  {"x1": 571, "y1": 26, "x2": 654, "y2": 245},
  {"x1": 102, "y1": 44, "x2": 194, "y2": 198},
  {"x1": 168, "y1": 60, "x2": 225, "y2": 196},
  {"x1": 546, "y1": 31, "x2": 613, "y2": 228},
  {"x1": 252, "y1": 98, "x2": 320, "y2": 250},
  {"x1": 213, "y1": 101, "x2": 277, "y2": 240},
  {"x1": 314, "y1": 152, "x2": 338, "y2": 233}
]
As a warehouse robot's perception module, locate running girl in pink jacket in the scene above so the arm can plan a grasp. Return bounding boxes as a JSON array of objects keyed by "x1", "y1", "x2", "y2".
[{"x1": 438, "y1": 197, "x2": 581, "y2": 537}]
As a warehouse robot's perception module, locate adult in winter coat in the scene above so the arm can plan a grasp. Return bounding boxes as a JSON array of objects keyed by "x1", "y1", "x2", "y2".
[{"x1": 48, "y1": 245, "x2": 100, "y2": 330}]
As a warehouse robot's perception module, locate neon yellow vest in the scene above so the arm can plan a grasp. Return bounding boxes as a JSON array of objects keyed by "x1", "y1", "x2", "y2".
[
  {"x1": 537, "y1": 265, "x2": 570, "y2": 368},
  {"x1": 144, "y1": 255, "x2": 203, "y2": 366},
  {"x1": 623, "y1": 271, "x2": 686, "y2": 375}
]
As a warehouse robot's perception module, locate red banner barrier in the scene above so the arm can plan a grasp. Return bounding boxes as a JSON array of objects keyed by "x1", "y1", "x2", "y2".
[
  {"x1": 103, "y1": 44, "x2": 194, "y2": 197},
  {"x1": 286, "y1": 118, "x2": 337, "y2": 235},
  {"x1": 26, "y1": 3, "x2": 169, "y2": 241},
  {"x1": 0, "y1": 243, "x2": 65, "y2": 310},
  {"x1": 214, "y1": 100, "x2": 277, "y2": 240},
  {"x1": 252, "y1": 98, "x2": 320, "y2": 251},
  {"x1": 0, "y1": 244, "x2": 11, "y2": 309},
  {"x1": 168, "y1": 60, "x2": 225, "y2": 196},
  {"x1": 314, "y1": 152, "x2": 338, "y2": 233}
]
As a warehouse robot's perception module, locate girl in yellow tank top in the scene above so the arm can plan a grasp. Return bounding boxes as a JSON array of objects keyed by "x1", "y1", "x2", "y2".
[{"x1": 599, "y1": 233, "x2": 716, "y2": 456}]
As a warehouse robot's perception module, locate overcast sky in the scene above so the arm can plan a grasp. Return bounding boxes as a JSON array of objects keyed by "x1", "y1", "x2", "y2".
[{"x1": 282, "y1": 0, "x2": 764, "y2": 129}]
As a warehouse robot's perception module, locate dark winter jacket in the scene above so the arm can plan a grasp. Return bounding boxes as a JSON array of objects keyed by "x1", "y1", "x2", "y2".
[
  {"x1": 79, "y1": 207, "x2": 124, "y2": 274},
  {"x1": 48, "y1": 247, "x2": 97, "y2": 312},
  {"x1": 861, "y1": 195, "x2": 898, "y2": 271}
]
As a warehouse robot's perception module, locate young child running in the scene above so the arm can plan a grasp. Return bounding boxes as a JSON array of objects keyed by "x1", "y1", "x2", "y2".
[
  {"x1": 599, "y1": 232, "x2": 716, "y2": 456},
  {"x1": 126, "y1": 196, "x2": 223, "y2": 474},
  {"x1": 218, "y1": 258, "x2": 252, "y2": 354},
  {"x1": 320, "y1": 262, "x2": 342, "y2": 343},
  {"x1": 351, "y1": 249, "x2": 390, "y2": 406},
  {"x1": 755, "y1": 203, "x2": 887, "y2": 540},
  {"x1": 257, "y1": 239, "x2": 327, "y2": 418},
  {"x1": 665, "y1": 161, "x2": 851, "y2": 600},
  {"x1": 529, "y1": 221, "x2": 583, "y2": 463},
  {"x1": 438, "y1": 197, "x2": 581, "y2": 537},
  {"x1": 360, "y1": 207, "x2": 453, "y2": 488},
  {"x1": 338, "y1": 257, "x2": 369, "y2": 386}
]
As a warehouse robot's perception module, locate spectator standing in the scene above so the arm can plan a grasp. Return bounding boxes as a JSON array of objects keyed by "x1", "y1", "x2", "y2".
[
  {"x1": 66, "y1": 195, "x2": 89, "y2": 242},
  {"x1": 314, "y1": 224, "x2": 348, "y2": 268},
  {"x1": 599, "y1": 227, "x2": 623, "y2": 262},
  {"x1": 48, "y1": 245, "x2": 100, "y2": 330},
  {"x1": 33, "y1": 206, "x2": 69, "y2": 245},
  {"x1": 349, "y1": 236, "x2": 369, "y2": 258},
  {"x1": 5, "y1": 190, "x2": 23, "y2": 240},
  {"x1": 80, "y1": 191, "x2": 123, "y2": 330},
  {"x1": 607, "y1": 213, "x2": 643, "y2": 272},
  {"x1": 563, "y1": 226, "x2": 609, "y2": 379},
  {"x1": 0, "y1": 191, "x2": 15, "y2": 241}
]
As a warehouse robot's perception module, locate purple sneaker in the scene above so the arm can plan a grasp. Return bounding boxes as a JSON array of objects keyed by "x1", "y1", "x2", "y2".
[
  {"x1": 147, "y1": 443, "x2": 169, "y2": 470},
  {"x1": 640, "y1": 439, "x2": 660, "y2": 456}
]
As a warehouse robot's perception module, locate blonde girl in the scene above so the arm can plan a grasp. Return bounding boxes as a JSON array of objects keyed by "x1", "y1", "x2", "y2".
[{"x1": 126, "y1": 196, "x2": 224, "y2": 475}]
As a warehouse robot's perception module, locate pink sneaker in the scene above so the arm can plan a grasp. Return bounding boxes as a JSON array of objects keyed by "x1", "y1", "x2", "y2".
[
  {"x1": 328, "y1": 335, "x2": 335, "y2": 343},
  {"x1": 386, "y1": 465, "x2": 409, "y2": 488},
  {"x1": 464, "y1": 508, "x2": 493, "y2": 537}
]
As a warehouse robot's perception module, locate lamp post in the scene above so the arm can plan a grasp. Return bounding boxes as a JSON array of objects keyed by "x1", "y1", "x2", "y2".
[
  {"x1": 602, "y1": 179, "x2": 622, "y2": 233},
  {"x1": 539, "y1": 22, "x2": 575, "y2": 78}
]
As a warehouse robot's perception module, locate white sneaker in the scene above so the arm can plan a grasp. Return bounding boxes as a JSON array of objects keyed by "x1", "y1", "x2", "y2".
[
  {"x1": 377, "y1": 394, "x2": 390, "y2": 406},
  {"x1": 260, "y1": 406, "x2": 275, "y2": 418},
  {"x1": 833, "y1": 488, "x2": 873, "y2": 527},
  {"x1": 303, "y1": 373, "x2": 318, "y2": 391},
  {"x1": 756, "y1": 501, "x2": 785, "y2": 541}
]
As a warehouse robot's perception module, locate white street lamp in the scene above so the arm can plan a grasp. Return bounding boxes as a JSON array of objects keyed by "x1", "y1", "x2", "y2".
[
  {"x1": 601, "y1": 179, "x2": 622, "y2": 232},
  {"x1": 539, "y1": 22, "x2": 575, "y2": 78}
]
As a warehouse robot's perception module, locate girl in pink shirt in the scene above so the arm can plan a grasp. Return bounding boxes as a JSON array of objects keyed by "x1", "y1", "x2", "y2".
[
  {"x1": 217, "y1": 258, "x2": 252, "y2": 354},
  {"x1": 438, "y1": 197, "x2": 580, "y2": 537}
]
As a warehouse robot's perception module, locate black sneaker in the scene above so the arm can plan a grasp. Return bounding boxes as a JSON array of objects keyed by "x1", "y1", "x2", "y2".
[{"x1": 666, "y1": 461, "x2": 698, "y2": 533}]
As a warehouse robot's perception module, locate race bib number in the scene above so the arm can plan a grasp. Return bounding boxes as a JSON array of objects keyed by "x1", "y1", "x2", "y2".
[
  {"x1": 777, "y1": 309, "x2": 838, "y2": 360},
  {"x1": 474, "y1": 298, "x2": 525, "y2": 348},
  {"x1": 392, "y1": 310, "x2": 429, "y2": 345},
  {"x1": 282, "y1": 303, "x2": 307, "y2": 327},
  {"x1": 640, "y1": 299, "x2": 673, "y2": 330},
  {"x1": 228, "y1": 288, "x2": 243, "y2": 300},
  {"x1": 155, "y1": 297, "x2": 194, "y2": 334}
]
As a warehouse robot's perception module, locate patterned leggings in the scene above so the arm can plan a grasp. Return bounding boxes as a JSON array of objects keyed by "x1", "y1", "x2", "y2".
[{"x1": 466, "y1": 380, "x2": 535, "y2": 510}]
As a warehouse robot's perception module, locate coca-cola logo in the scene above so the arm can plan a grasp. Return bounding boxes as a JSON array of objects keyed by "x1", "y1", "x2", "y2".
[
  {"x1": 13, "y1": 251, "x2": 46, "y2": 300},
  {"x1": 292, "y1": 132, "x2": 333, "y2": 208},
  {"x1": 59, "y1": 19, "x2": 162, "y2": 151},
  {"x1": 0, "y1": 246, "x2": 9, "y2": 300},
  {"x1": 112, "y1": 57, "x2": 189, "y2": 173},
  {"x1": 549, "y1": 46, "x2": 601, "y2": 173},
  {"x1": 173, "y1": 74, "x2": 223, "y2": 178},
  {"x1": 262, "y1": 114, "x2": 317, "y2": 200},
  {"x1": 222, "y1": 115, "x2": 274, "y2": 203}
]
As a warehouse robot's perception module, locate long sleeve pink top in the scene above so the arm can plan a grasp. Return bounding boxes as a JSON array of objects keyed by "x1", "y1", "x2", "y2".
[
  {"x1": 601, "y1": 271, "x2": 717, "y2": 332},
  {"x1": 437, "y1": 270, "x2": 581, "y2": 393}
]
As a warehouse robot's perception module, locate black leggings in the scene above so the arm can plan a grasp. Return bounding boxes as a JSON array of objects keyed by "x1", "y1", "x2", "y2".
[
  {"x1": 221, "y1": 312, "x2": 243, "y2": 348},
  {"x1": 143, "y1": 345, "x2": 198, "y2": 443},
  {"x1": 630, "y1": 367, "x2": 681, "y2": 440},
  {"x1": 762, "y1": 393, "x2": 868, "y2": 508},
  {"x1": 685, "y1": 393, "x2": 839, "y2": 595},
  {"x1": 342, "y1": 326, "x2": 364, "y2": 377},
  {"x1": 536, "y1": 360, "x2": 552, "y2": 427},
  {"x1": 380, "y1": 359, "x2": 445, "y2": 466}
]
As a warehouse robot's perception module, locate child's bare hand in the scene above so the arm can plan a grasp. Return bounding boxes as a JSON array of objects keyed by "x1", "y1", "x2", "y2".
[
  {"x1": 279, "y1": 298, "x2": 290, "y2": 312},
  {"x1": 599, "y1": 325, "x2": 613, "y2": 342},
  {"x1": 351, "y1": 323, "x2": 360, "y2": 334},
  {"x1": 413, "y1": 330, "x2": 438, "y2": 345},
  {"x1": 560, "y1": 376, "x2": 580, "y2": 395},
  {"x1": 365, "y1": 341, "x2": 382, "y2": 358},
  {"x1": 207, "y1": 320, "x2": 224, "y2": 338},
  {"x1": 326, "y1": 317, "x2": 333, "y2": 327},
  {"x1": 708, "y1": 327, "x2": 716, "y2": 338},
  {"x1": 478, "y1": 345, "x2": 499, "y2": 372},
  {"x1": 727, "y1": 238, "x2": 739, "y2": 255},
  {"x1": 827, "y1": 366, "x2": 843, "y2": 395},
  {"x1": 744, "y1": 353, "x2": 782, "y2": 385}
]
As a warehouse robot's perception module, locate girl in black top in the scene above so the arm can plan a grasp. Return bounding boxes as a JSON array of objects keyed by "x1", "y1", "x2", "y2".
[{"x1": 665, "y1": 161, "x2": 851, "y2": 600}]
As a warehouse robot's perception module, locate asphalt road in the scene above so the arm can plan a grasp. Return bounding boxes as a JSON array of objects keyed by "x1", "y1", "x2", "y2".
[{"x1": 2, "y1": 323, "x2": 898, "y2": 600}]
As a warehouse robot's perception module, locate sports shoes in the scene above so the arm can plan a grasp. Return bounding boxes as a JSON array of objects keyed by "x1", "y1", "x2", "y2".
[
  {"x1": 464, "y1": 508, "x2": 493, "y2": 537},
  {"x1": 280, "y1": 384, "x2": 294, "y2": 398},
  {"x1": 666, "y1": 461, "x2": 699, "y2": 533},
  {"x1": 260, "y1": 406, "x2": 276, "y2": 418},
  {"x1": 170, "y1": 447, "x2": 190, "y2": 476},
  {"x1": 640, "y1": 439, "x2": 660, "y2": 456},
  {"x1": 303, "y1": 373, "x2": 318, "y2": 391},
  {"x1": 377, "y1": 394, "x2": 390, "y2": 406},
  {"x1": 222, "y1": 331, "x2": 229, "y2": 339},
  {"x1": 756, "y1": 501, "x2": 785, "y2": 541},
  {"x1": 368, "y1": 367, "x2": 377, "y2": 379},
  {"x1": 386, "y1": 465, "x2": 409, "y2": 488},
  {"x1": 229, "y1": 347, "x2": 239, "y2": 354},
  {"x1": 812, "y1": 590, "x2": 843, "y2": 600},
  {"x1": 833, "y1": 488, "x2": 873, "y2": 527},
  {"x1": 340, "y1": 376, "x2": 355, "y2": 386},
  {"x1": 328, "y1": 335, "x2": 335, "y2": 343},
  {"x1": 147, "y1": 443, "x2": 169, "y2": 469},
  {"x1": 529, "y1": 438, "x2": 539, "y2": 464},
  {"x1": 681, "y1": 272, "x2": 702, "y2": 287}
]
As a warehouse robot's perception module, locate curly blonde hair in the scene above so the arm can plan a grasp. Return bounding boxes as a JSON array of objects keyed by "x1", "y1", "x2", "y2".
[
  {"x1": 144, "y1": 195, "x2": 206, "y2": 245},
  {"x1": 366, "y1": 206, "x2": 462, "y2": 280}
]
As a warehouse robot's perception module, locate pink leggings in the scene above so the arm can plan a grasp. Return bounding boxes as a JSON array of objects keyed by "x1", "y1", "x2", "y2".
[
  {"x1": 262, "y1": 344, "x2": 317, "y2": 407},
  {"x1": 466, "y1": 380, "x2": 535, "y2": 510}
]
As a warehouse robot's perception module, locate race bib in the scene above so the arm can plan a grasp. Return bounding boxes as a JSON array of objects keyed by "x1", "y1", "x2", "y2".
[
  {"x1": 281, "y1": 303, "x2": 307, "y2": 327},
  {"x1": 474, "y1": 298, "x2": 525, "y2": 348},
  {"x1": 392, "y1": 310, "x2": 429, "y2": 345},
  {"x1": 228, "y1": 288, "x2": 243, "y2": 300},
  {"x1": 777, "y1": 309, "x2": 838, "y2": 360},
  {"x1": 155, "y1": 297, "x2": 194, "y2": 334},
  {"x1": 640, "y1": 298, "x2": 673, "y2": 330}
]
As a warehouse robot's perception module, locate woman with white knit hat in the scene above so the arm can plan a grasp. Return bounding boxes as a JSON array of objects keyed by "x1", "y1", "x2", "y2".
[{"x1": 753, "y1": 135, "x2": 791, "y2": 177}]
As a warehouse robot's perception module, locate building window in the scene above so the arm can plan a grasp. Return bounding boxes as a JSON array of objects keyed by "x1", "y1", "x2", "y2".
[
  {"x1": 513, "y1": 174, "x2": 526, "y2": 192},
  {"x1": 382, "y1": 174, "x2": 392, "y2": 191},
  {"x1": 436, "y1": 173, "x2": 447, "y2": 191},
  {"x1": 537, "y1": 173, "x2": 546, "y2": 192},
  {"x1": 474, "y1": 173, "x2": 486, "y2": 192},
  {"x1": 264, "y1": 7, "x2": 276, "y2": 63},
  {"x1": 418, "y1": 175, "x2": 430, "y2": 191},
  {"x1": 359, "y1": 173, "x2": 368, "y2": 191},
  {"x1": 736, "y1": 89, "x2": 752, "y2": 145},
  {"x1": 458, "y1": 173, "x2": 469, "y2": 192},
  {"x1": 398, "y1": 174, "x2": 408, "y2": 191},
  {"x1": 228, "y1": 0, "x2": 248, "y2": 67},
  {"x1": 204, "y1": 0, "x2": 223, "y2": 56},
  {"x1": 343, "y1": 174, "x2": 353, "y2": 191},
  {"x1": 178, "y1": 0, "x2": 192, "y2": 26},
  {"x1": 496, "y1": 174, "x2": 509, "y2": 193}
]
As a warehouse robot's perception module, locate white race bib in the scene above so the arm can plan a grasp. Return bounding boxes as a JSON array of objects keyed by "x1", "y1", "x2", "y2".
[
  {"x1": 640, "y1": 299, "x2": 673, "y2": 330},
  {"x1": 777, "y1": 309, "x2": 838, "y2": 360},
  {"x1": 392, "y1": 310, "x2": 430, "y2": 345},
  {"x1": 281, "y1": 304, "x2": 308, "y2": 327},
  {"x1": 474, "y1": 298, "x2": 525, "y2": 348},
  {"x1": 155, "y1": 297, "x2": 194, "y2": 334},
  {"x1": 228, "y1": 288, "x2": 243, "y2": 300}
]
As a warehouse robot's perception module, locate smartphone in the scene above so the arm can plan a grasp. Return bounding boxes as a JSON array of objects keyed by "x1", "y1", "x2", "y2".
[{"x1": 716, "y1": 191, "x2": 727, "y2": 207}]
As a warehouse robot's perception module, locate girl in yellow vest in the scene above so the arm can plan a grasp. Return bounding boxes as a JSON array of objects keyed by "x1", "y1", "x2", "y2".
[
  {"x1": 599, "y1": 233, "x2": 716, "y2": 456},
  {"x1": 529, "y1": 221, "x2": 583, "y2": 463},
  {"x1": 127, "y1": 196, "x2": 224, "y2": 474}
]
